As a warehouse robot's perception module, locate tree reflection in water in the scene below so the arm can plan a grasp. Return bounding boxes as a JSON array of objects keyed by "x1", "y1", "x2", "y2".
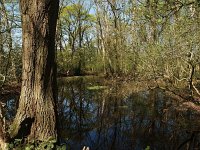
[
  {"x1": 2, "y1": 77, "x2": 200, "y2": 149},
  {"x1": 57, "y1": 77, "x2": 200, "y2": 150}
]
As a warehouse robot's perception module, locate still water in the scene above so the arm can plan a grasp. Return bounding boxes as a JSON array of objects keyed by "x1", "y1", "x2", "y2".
[
  {"x1": 57, "y1": 77, "x2": 200, "y2": 150},
  {"x1": 3, "y1": 76, "x2": 200, "y2": 150}
]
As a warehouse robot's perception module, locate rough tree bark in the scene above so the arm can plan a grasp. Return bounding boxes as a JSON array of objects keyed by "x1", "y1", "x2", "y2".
[{"x1": 9, "y1": 0, "x2": 59, "y2": 142}]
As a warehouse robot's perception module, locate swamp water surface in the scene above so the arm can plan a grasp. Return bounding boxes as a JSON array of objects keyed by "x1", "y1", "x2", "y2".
[{"x1": 2, "y1": 77, "x2": 200, "y2": 150}]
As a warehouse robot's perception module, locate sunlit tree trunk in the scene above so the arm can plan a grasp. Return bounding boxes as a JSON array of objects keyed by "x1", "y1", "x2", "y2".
[
  {"x1": 10, "y1": 0, "x2": 59, "y2": 142},
  {"x1": 96, "y1": 10, "x2": 106, "y2": 74}
]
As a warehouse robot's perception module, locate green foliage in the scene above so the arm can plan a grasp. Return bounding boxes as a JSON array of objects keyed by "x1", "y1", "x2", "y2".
[
  {"x1": 56, "y1": 145, "x2": 67, "y2": 150},
  {"x1": 87, "y1": 85, "x2": 107, "y2": 90},
  {"x1": 61, "y1": 4, "x2": 96, "y2": 22},
  {"x1": 8, "y1": 139, "x2": 22, "y2": 150},
  {"x1": 35, "y1": 139, "x2": 56, "y2": 150},
  {"x1": 145, "y1": 146, "x2": 150, "y2": 150},
  {"x1": 25, "y1": 144, "x2": 35, "y2": 150},
  {"x1": 1, "y1": 0, "x2": 200, "y2": 86},
  {"x1": 8, "y1": 138, "x2": 66, "y2": 150}
]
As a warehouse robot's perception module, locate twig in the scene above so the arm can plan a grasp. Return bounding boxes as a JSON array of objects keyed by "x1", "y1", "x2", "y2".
[{"x1": 192, "y1": 82, "x2": 200, "y2": 97}]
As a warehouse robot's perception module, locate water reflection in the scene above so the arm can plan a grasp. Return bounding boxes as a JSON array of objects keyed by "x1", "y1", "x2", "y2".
[
  {"x1": 57, "y1": 77, "x2": 200, "y2": 150},
  {"x1": 1, "y1": 77, "x2": 200, "y2": 149},
  {"x1": 0, "y1": 94, "x2": 18, "y2": 121}
]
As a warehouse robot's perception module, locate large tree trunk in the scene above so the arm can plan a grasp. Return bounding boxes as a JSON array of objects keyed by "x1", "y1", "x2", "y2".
[{"x1": 9, "y1": 0, "x2": 59, "y2": 142}]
